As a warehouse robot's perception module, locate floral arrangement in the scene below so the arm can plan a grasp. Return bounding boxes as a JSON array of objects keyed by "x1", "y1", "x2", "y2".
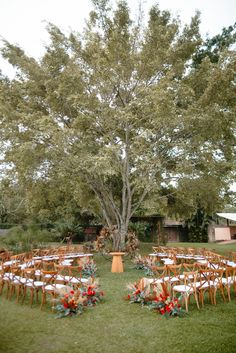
[
  {"x1": 147, "y1": 293, "x2": 185, "y2": 318},
  {"x1": 132, "y1": 255, "x2": 159, "y2": 277},
  {"x1": 81, "y1": 284, "x2": 104, "y2": 306},
  {"x1": 132, "y1": 255, "x2": 147, "y2": 270},
  {"x1": 126, "y1": 282, "x2": 149, "y2": 305},
  {"x1": 126, "y1": 280, "x2": 185, "y2": 318},
  {"x1": 55, "y1": 289, "x2": 84, "y2": 318},
  {"x1": 55, "y1": 282, "x2": 104, "y2": 318},
  {"x1": 82, "y1": 261, "x2": 97, "y2": 278}
]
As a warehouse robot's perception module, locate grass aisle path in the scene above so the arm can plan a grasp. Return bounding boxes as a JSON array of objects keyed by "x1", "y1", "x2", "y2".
[{"x1": 0, "y1": 247, "x2": 236, "y2": 353}]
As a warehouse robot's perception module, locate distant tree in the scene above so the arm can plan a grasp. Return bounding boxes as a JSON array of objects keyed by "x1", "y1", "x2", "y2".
[{"x1": 0, "y1": 1, "x2": 235, "y2": 250}]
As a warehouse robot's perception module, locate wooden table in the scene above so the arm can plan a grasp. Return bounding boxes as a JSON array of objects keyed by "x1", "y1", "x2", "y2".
[{"x1": 110, "y1": 252, "x2": 126, "y2": 273}]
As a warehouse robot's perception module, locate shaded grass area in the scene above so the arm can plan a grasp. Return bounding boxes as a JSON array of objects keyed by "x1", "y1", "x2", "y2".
[{"x1": 0, "y1": 243, "x2": 236, "y2": 353}]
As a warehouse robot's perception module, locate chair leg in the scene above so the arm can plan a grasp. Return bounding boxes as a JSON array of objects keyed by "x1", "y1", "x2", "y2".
[
  {"x1": 16, "y1": 284, "x2": 21, "y2": 303},
  {"x1": 41, "y1": 292, "x2": 46, "y2": 310},
  {"x1": 9, "y1": 283, "x2": 15, "y2": 300},
  {"x1": 184, "y1": 295, "x2": 189, "y2": 313},
  {"x1": 22, "y1": 286, "x2": 27, "y2": 304},
  {"x1": 194, "y1": 292, "x2": 200, "y2": 310},
  {"x1": 30, "y1": 288, "x2": 34, "y2": 307}
]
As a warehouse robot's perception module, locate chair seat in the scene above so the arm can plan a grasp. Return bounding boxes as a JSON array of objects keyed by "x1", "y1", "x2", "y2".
[
  {"x1": 169, "y1": 276, "x2": 180, "y2": 283},
  {"x1": 56, "y1": 275, "x2": 66, "y2": 281},
  {"x1": 152, "y1": 278, "x2": 165, "y2": 284},
  {"x1": 195, "y1": 281, "x2": 213, "y2": 289},
  {"x1": 44, "y1": 283, "x2": 67, "y2": 291},
  {"x1": 35, "y1": 270, "x2": 42, "y2": 276},
  {"x1": 13, "y1": 277, "x2": 34, "y2": 284},
  {"x1": 64, "y1": 276, "x2": 88, "y2": 284},
  {"x1": 173, "y1": 284, "x2": 194, "y2": 293},
  {"x1": 26, "y1": 281, "x2": 45, "y2": 287},
  {"x1": 3, "y1": 273, "x2": 14, "y2": 280},
  {"x1": 222, "y1": 277, "x2": 233, "y2": 284}
]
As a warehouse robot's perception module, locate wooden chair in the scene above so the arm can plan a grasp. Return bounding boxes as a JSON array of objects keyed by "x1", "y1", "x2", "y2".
[
  {"x1": 10, "y1": 267, "x2": 37, "y2": 303},
  {"x1": 222, "y1": 266, "x2": 236, "y2": 301},
  {"x1": 165, "y1": 264, "x2": 183, "y2": 294},
  {"x1": 54, "y1": 264, "x2": 88, "y2": 288},
  {"x1": 209, "y1": 268, "x2": 226, "y2": 305},
  {"x1": 172, "y1": 271, "x2": 200, "y2": 312},
  {"x1": 20, "y1": 267, "x2": 45, "y2": 307},
  {"x1": 40, "y1": 270, "x2": 67, "y2": 311},
  {"x1": 196, "y1": 269, "x2": 214, "y2": 307},
  {"x1": 2, "y1": 265, "x2": 21, "y2": 299},
  {"x1": 150, "y1": 265, "x2": 168, "y2": 295}
]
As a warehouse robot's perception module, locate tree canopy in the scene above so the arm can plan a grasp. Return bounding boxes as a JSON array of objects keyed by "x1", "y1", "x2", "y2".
[{"x1": 0, "y1": 0, "x2": 235, "y2": 249}]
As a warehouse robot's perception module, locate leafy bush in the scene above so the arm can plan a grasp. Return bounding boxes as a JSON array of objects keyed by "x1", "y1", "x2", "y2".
[
  {"x1": 0, "y1": 223, "x2": 56, "y2": 253},
  {"x1": 129, "y1": 222, "x2": 151, "y2": 242},
  {"x1": 53, "y1": 220, "x2": 84, "y2": 242}
]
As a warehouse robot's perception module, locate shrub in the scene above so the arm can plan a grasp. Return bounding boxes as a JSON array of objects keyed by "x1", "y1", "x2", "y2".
[{"x1": 0, "y1": 223, "x2": 56, "y2": 253}]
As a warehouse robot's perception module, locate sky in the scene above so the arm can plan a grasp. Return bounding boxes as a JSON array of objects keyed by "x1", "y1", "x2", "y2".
[{"x1": 0, "y1": 0, "x2": 236, "y2": 77}]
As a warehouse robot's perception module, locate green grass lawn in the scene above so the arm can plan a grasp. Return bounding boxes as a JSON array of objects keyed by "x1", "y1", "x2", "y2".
[{"x1": 0, "y1": 242, "x2": 236, "y2": 353}]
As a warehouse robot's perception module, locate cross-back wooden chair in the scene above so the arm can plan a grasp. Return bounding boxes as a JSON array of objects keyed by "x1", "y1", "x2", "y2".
[
  {"x1": 40, "y1": 270, "x2": 67, "y2": 311},
  {"x1": 172, "y1": 271, "x2": 200, "y2": 312},
  {"x1": 1, "y1": 265, "x2": 21, "y2": 299},
  {"x1": 209, "y1": 268, "x2": 226, "y2": 305},
  {"x1": 165, "y1": 264, "x2": 183, "y2": 293},
  {"x1": 222, "y1": 266, "x2": 236, "y2": 301},
  {"x1": 150, "y1": 265, "x2": 168, "y2": 295},
  {"x1": 57, "y1": 264, "x2": 88, "y2": 288},
  {"x1": 196, "y1": 269, "x2": 214, "y2": 307}
]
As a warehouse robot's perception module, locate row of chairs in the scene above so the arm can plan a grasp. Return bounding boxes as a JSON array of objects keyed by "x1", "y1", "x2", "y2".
[
  {"x1": 0, "y1": 244, "x2": 85, "y2": 263},
  {"x1": 0, "y1": 258, "x2": 92, "y2": 310},
  {"x1": 148, "y1": 262, "x2": 236, "y2": 312}
]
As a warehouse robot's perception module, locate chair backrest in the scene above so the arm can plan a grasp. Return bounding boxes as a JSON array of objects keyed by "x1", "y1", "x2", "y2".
[
  {"x1": 41, "y1": 261, "x2": 55, "y2": 271},
  {"x1": 183, "y1": 262, "x2": 198, "y2": 272},
  {"x1": 183, "y1": 270, "x2": 199, "y2": 286},
  {"x1": 22, "y1": 268, "x2": 36, "y2": 283},
  {"x1": 54, "y1": 264, "x2": 83, "y2": 282},
  {"x1": 151, "y1": 265, "x2": 167, "y2": 279},
  {"x1": 225, "y1": 266, "x2": 236, "y2": 281},
  {"x1": 41, "y1": 270, "x2": 58, "y2": 284},
  {"x1": 166, "y1": 264, "x2": 182, "y2": 278}
]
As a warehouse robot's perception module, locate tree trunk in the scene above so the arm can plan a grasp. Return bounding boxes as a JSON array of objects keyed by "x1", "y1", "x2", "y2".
[{"x1": 110, "y1": 222, "x2": 128, "y2": 251}]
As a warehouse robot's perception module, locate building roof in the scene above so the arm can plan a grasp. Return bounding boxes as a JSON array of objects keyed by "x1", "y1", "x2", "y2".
[{"x1": 216, "y1": 213, "x2": 236, "y2": 222}]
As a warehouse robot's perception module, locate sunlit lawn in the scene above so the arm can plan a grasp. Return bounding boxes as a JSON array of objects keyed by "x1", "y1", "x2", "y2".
[{"x1": 0, "y1": 242, "x2": 236, "y2": 353}]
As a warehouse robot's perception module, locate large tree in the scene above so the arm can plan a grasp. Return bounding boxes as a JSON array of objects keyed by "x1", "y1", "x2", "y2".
[{"x1": 0, "y1": 0, "x2": 235, "y2": 250}]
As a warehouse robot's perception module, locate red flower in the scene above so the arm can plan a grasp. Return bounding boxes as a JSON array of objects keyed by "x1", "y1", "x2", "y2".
[
  {"x1": 160, "y1": 308, "x2": 165, "y2": 315},
  {"x1": 70, "y1": 290, "x2": 74, "y2": 295},
  {"x1": 127, "y1": 294, "x2": 131, "y2": 299},
  {"x1": 63, "y1": 303, "x2": 69, "y2": 308},
  {"x1": 165, "y1": 306, "x2": 171, "y2": 312}
]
